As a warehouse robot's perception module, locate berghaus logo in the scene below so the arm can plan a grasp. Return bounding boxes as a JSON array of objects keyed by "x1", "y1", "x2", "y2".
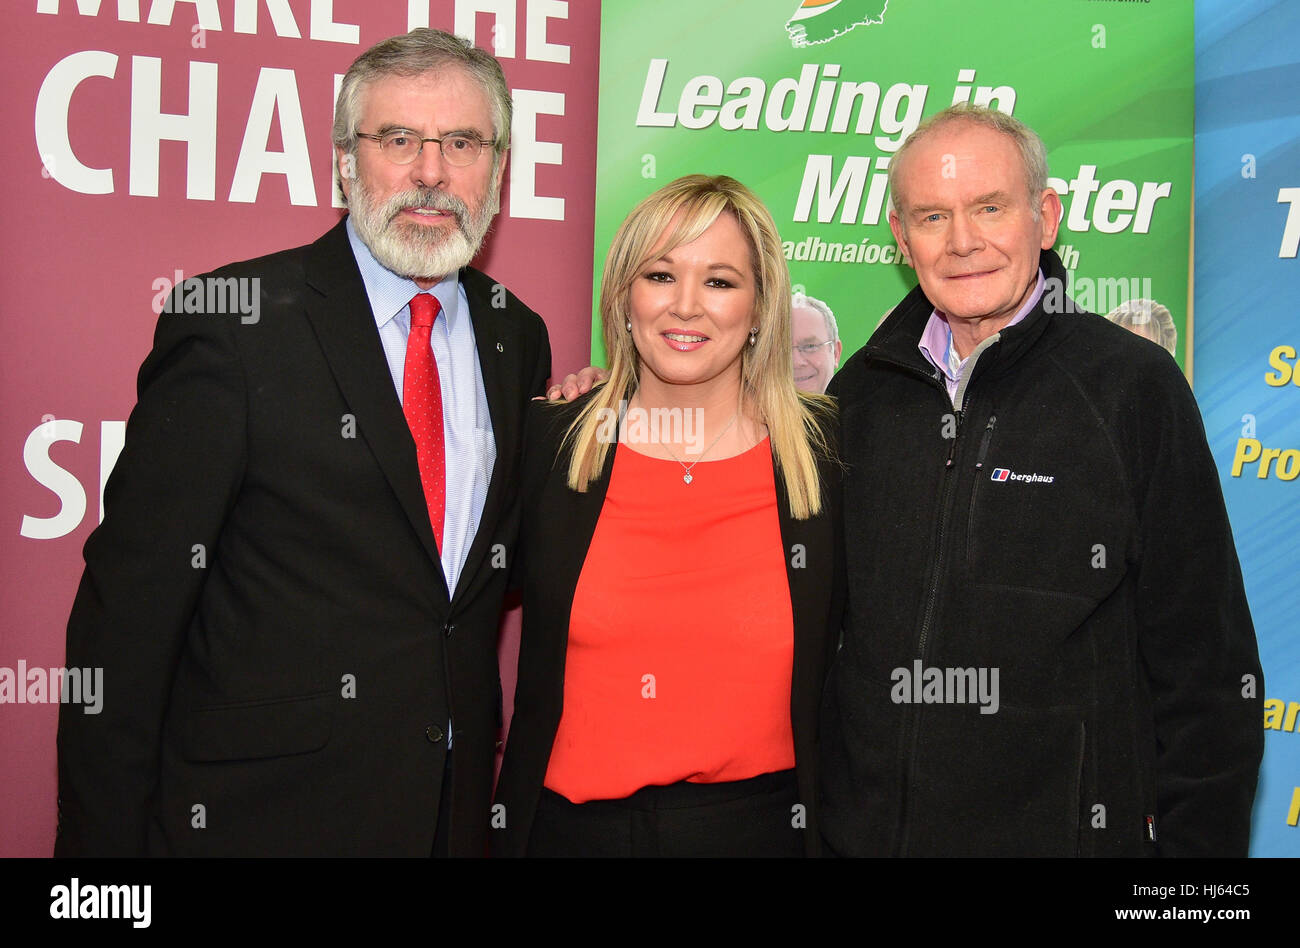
[{"x1": 991, "y1": 468, "x2": 1056, "y2": 485}]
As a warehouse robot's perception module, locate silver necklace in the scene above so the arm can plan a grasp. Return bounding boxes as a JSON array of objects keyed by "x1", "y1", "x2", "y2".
[{"x1": 660, "y1": 410, "x2": 739, "y2": 484}]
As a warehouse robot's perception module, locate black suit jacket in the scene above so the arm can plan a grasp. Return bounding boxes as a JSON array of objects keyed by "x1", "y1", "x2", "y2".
[
  {"x1": 55, "y1": 218, "x2": 550, "y2": 856},
  {"x1": 493, "y1": 395, "x2": 844, "y2": 856}
]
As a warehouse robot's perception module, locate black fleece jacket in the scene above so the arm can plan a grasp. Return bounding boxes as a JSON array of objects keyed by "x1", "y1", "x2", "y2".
[{"x1": 819, "y1": 248, "x2": 1263, "y2": 857}]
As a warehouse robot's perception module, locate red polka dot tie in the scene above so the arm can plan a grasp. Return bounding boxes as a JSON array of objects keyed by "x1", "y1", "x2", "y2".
[{"x1": 403, "y1": 293, "x2": 445, "y2": 551}]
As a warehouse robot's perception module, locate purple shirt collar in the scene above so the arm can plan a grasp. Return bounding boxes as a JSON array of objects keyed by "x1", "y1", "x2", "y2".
[{"x1": 918, "y1": 269, "x2": 1045, "y2": 401}]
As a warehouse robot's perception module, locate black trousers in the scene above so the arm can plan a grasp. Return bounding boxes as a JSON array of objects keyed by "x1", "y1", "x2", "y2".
[{"x1": 527, "y1": 769, "x2": 803, "y2": 857}]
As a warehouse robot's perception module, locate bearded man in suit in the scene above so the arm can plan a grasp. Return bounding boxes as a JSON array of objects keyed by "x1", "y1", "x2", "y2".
[{"x1": 55, "y1": 28, "x2": 551, "y2": 857}]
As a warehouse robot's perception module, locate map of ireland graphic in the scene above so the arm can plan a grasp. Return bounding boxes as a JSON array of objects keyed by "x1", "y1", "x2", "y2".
[{"x1": 786, "y1": 0, "x2": 890, "y2": 46}]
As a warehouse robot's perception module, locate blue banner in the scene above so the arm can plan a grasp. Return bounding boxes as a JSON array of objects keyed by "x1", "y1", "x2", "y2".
[{"x1": 1195, "y1": 0, "x2": 1300, "y2": 856}]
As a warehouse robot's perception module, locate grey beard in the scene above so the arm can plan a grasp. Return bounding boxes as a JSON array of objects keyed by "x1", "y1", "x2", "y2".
[{"x1": 348, "y1": 168, "x2": 498, "y2": 282}]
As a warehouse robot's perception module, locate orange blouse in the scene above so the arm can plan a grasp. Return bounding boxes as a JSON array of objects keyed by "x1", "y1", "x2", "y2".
[{"x1": 542, "y1": 437, "x2": 796, "y2": 803}]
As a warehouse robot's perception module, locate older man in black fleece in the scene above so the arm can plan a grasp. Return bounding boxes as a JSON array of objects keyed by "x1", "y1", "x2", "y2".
[{"x1": 819, "y1": 104, "x2": 1263, "y2": 857}]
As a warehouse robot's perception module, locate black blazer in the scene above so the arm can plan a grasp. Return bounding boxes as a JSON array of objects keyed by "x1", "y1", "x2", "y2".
[
  {"x1": 494, "y1": 394, "x2": 844, "y2": 856},
  {"x1": 55, "y1": 218, "x2": 550, "y2": 856}
]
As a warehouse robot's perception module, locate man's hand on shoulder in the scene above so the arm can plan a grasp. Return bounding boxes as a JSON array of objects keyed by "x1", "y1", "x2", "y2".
[{"x1": 538, "y1": 366, "x2": 608, "y2": 402}]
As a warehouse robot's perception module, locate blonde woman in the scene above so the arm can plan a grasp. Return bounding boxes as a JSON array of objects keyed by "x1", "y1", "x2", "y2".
[{"x1": 495, "y1": 175, "x2": 843, "y2": 857}]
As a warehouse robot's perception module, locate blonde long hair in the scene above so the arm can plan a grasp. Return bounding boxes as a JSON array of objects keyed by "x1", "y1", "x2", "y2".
[{"x1": 564, "y1": 174, "x2": 833, "y2": 519}]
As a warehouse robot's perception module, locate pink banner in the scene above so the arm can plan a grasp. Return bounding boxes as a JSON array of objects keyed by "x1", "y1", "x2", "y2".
[{"x1": 0, "y1": 0, "x2": 599, "y2": 856}]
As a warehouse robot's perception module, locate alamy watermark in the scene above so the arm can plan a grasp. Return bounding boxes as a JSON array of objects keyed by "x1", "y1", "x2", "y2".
[
  {"x1": 891, "y1": 659, "x2": 999, "y2": 715},
  {"x1": 1043, "y1": 275, "x2": 1153, "y2": 316},
  {"x1": 50, "y1": 878, "x2": 150, "y2": 928},
  {"x1": 157, "y1": 274, "x2": 261, "y2": 324},
  {"x1": 595, "y1": 400, "x2": 705, "y2": 452},
  {"x1": 0, "y1": 661, "x2": 102, "y2": 714}
]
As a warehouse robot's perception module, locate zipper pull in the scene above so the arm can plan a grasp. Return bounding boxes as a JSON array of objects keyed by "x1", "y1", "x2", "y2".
[
  {"x1": 974, "y1": 415, "x2": 997, "y2": 470},
  {"x1": 945, "y1": 410, "x2": 963, "y2": 468}
]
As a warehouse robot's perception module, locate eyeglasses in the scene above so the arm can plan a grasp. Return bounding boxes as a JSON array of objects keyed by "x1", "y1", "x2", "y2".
[
  {"x1": 355, "y1": 130, "x2": 496, "y2": 167},
  {"x1": 793, "y1": 341, "x2": 836, "y2": 355}
]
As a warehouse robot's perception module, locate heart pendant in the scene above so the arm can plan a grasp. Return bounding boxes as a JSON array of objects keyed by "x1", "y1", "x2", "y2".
[{"x1": 683, "y1": 472, "x2": 693, "y2": 484}]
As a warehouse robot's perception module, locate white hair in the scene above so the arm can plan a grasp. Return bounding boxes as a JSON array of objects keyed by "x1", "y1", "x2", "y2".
[
  {"x1": 1106, "y1": 298, "x2": 1177, "y2": 356},
  {"x1": 792, "y1": 293, "x2": 838, "y2": 343}
]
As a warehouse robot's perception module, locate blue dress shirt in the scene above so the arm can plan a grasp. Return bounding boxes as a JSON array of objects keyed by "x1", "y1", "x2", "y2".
[{"x1": 345, "y1": 217, "x2": 496, "y2": 599}]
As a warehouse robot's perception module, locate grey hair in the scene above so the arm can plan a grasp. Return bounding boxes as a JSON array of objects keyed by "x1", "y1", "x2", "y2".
[
  {"x1": 1106, "y1": 298, "x2": 1177, "y2": 356},
  {"x1": 792, "y1": 292, "x2": 838, "y2": 343},
  {"x1": 888, "y1": 103, "x2": 1049, "y2": 222},
  {"x1": 332, "y1": 28, "x2": 512, "y2": 197}
]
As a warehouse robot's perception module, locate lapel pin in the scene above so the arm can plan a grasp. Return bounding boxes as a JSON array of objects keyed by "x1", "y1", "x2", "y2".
[{"x1": 496, "y1": 342, "x2": 504, "y2": 353}]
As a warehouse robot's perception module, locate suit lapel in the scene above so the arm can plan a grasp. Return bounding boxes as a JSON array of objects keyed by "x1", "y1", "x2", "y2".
[
  {"x1": 553, "y1": 433, "x2": 616, "y2": 597},
  {"x1": 774, "y1": 449, "x2": 819, "y2": 739},
  {"x1": 450, "y1": 268, "x2": 521, "y2": 608},
  {"x1": 302, "y1": 220, "x2": 449, "y2": 599}
]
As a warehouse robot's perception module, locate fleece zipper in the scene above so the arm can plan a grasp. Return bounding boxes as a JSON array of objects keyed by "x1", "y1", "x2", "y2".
[{"x1": 891, "y1": 331, "x2": 1002, "y2": 856}]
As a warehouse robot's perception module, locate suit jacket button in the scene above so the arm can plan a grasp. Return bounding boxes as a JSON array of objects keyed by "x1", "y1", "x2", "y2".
[
  {"x1": 444, "y1": 623, "x2": 455, "y2": 638},
  {"x1": 425, "y1": 725, "x2": 445, "y2": 744}
]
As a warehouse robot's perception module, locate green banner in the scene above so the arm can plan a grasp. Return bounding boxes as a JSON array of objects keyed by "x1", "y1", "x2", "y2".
[{"x1": 593, "y1": 0, "x2": 1193, "y2": 373}]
